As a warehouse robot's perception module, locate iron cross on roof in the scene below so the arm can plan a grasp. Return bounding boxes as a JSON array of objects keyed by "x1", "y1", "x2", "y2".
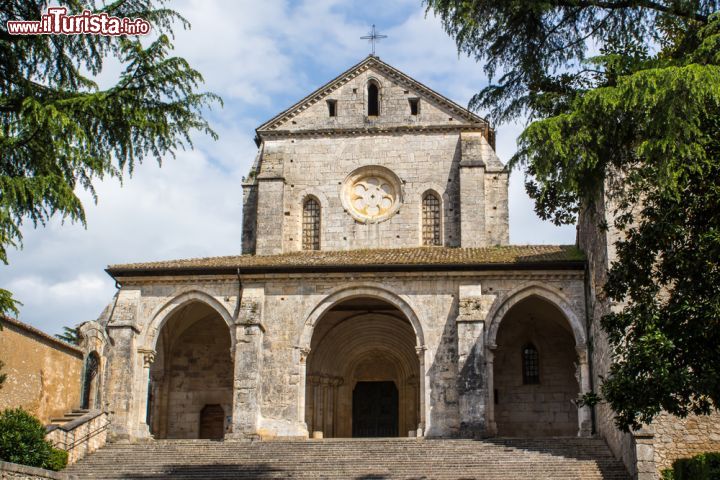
[{"x1": 361, "y1": 24, "x2": 387, "y2": 56}]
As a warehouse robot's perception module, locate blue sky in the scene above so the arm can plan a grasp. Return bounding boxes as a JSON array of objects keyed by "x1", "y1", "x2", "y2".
[{"x1": 1, "y1": 0, "x2": 575, "y2": 335}]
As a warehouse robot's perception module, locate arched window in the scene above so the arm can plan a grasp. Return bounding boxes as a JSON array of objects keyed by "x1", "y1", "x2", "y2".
[
  {"x1": 367, "y1": 81, "x2": 379, "y2": 116},
  {"x1": 302, "y1": 197, "x2": 321, "y2": 250},
  {"x1": 422, "y1": 192, "x2": 441, "y2": 246},
  {"x1": 81, "y1": 352, "x2": 100, "y2": 409},
  {"x1": 522, "y1": 344, "x2": 540, "y2": 384}
]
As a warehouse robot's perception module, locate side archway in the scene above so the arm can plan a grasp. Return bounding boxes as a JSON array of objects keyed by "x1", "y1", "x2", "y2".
[
  {"x1": 142, "y1": 289, "x2": 235, "y2": 350},
  {"x1": 485, "y1": 283, "x2": 591, "y2": 437},
  {"x1": 142, "y1": 292, "x2": 234, "y2": 439},
  {"x1": 486, "y1": 283, "x2": 586, "y2": 349}
]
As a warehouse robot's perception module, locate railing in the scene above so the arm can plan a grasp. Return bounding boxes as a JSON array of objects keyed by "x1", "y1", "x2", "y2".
[{"x1": 45, "y1": 410, "x2": 110, "y2": 465}]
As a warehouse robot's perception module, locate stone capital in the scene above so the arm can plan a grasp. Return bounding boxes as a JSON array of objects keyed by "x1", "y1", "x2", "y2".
[
  {"x1": 298, "y1": 347, "x2": 311, "y2": 364},
  {"x1": 138, "y1": 348, "x2": 156, "y2": 367}
]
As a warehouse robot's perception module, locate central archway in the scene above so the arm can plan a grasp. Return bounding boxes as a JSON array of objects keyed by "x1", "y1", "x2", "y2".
[{"x1": 305, "y1": 297, "x2": 420, "y2": 438}]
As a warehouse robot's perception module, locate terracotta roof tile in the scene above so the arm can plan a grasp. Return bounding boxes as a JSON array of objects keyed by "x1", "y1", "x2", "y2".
[{"x1": 107, "y1": 245, "x2": 584, "y2": 277}]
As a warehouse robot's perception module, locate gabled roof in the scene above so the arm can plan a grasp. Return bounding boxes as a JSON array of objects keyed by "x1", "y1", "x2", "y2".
[
  {"x1": 107, "y1": 245, "x2": 584, "y2": 278},
  {"x1": 256, "y1": 55, "x2": 490, "y2": 134}
]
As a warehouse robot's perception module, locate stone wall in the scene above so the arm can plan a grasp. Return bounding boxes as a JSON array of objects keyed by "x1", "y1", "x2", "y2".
[
  {"x1": 652, "y1": 412, "x2": 720, "y2": 473},
  {"x1": 0, "y1": 462, "x2": 76, "y2": 480},
  {"x1": 0, "y1": 317, "x2": 83, "y2": 424},
  {"x1": 577, "y1": 196, "x2": 638, "y2": 475}
]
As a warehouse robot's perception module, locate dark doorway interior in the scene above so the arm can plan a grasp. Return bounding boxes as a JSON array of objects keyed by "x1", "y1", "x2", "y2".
[
  {"x1": 199, "y1": 404, "x2": 225, "y2": 439},
  {"x1": 352, "y1": 381, "x2": 399, "y2": 437}
]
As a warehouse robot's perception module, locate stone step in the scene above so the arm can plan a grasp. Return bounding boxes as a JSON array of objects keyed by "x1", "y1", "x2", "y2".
[{"x1": 66, "y1": 437, "x2": 630, "y2": 479}]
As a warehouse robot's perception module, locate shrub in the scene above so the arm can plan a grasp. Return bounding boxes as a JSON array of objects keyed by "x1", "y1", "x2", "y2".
[
  {"x1": 0, "y1": 408, "x2": 67, "y2": 471},
  {"x1": 44, "y1": 448, "x2": 69, "y2": 471},
  {"x1": 663, "y1": 452, "x2": 720, "y2": 480}
]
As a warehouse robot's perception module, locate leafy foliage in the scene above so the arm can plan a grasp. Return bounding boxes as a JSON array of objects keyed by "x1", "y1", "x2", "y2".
[
  {"x1": 55, "y1": 326, "x2": 80, "y2": 345},
  {"x1": 661, "y1": 451, "x2": 720, "y2": 480},
  {"x1": 0, "y1": 408, "x2": 68, "y2": 471},
  {"x1": 0, "y1": 1, "x2": 220, "y2": 316},
  {"x1": 428, "y1": 0, "x2": 720, "y2": 431}
]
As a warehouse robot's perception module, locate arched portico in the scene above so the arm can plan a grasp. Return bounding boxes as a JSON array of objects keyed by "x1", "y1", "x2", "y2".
[
  {"x1": 299, "y1": 285, "x2": 427, "y2": 438},
  {"x1": 485, "y1": 284, "x2": 591, "y2": 437},
  {"x1": 136, "y1": 291, "x2": 235, "y2": 439}
]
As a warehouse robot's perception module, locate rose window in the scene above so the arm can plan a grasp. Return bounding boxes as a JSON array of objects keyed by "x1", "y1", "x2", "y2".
[{"x1": 341, "y1": 166, "x2": 402, "y2": 223}]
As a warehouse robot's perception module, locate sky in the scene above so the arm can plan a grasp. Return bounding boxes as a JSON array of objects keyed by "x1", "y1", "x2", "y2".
[{"x1": 2, "y1": 0, "x2": 575, "y2": 336}]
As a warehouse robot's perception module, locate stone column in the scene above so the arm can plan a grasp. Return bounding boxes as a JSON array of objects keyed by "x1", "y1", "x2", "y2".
[
  {"x1": 131, "y1": 349, "x2": 155, "y2": 439},
  {"x1": 576, "y1": 347, "x2": 593, "y2": 437},
  {"x1": 298, "y1": 348, "x2": 310, "y2": 432},
  {"x1": 328, "y1": 377, "x2": 343, "y2": 438},
  {"x1": 321, "y1": 376, "x2": 331, "y2": 436},
  {"x1": 227, "y1": 318, "x2": 265, "y2": 440},
  {"x1": 485, "y1": 346, "x2": 497, "y2": 436},
  {"x1": 417, "y1": 345, "x2": 427, "y2": 437}
]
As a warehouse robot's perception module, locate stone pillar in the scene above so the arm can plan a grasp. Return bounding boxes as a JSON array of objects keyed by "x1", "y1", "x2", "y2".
[
  {"x1": 104, "y1": 325, "x2": 139, "y2": 441},
  {"x1": 228, "y1": 319, "x2": 265, "y2": 440},
  {"x1": 103, "y1": 289, "x2": 141, "y2": 441},
  {"x1": 417, "y1": 346, "x2": 427, "y2": 437},
  {"x1": 457, "y1": 285, "x2": 495, "y2": 437},
  {"x1": 485, "y1": 347, "x2": 497, "y2": 436},
  {"x1": 576, "y1": 347, "x2": 593, "y2": 437},
  {"x1": 633, "y1": 427, "x2": 657, "y2": 480},
  {"x1": 457, "y1": 317, "x2": 485, "y2": 438}
]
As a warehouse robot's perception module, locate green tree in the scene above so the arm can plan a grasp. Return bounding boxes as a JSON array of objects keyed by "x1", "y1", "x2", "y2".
[
  {"x1": 426, "y1": 0, "x2": 720, "y2": 430},
  {"x1": 55, "y1": 326, "x2": 80, "y2": 345},
  {"x1": 0, "y1": 1, "x2": 220, "y2": 315},
  {"x1": 0, "y1": 408, "x2": 67, "y2": 470}
]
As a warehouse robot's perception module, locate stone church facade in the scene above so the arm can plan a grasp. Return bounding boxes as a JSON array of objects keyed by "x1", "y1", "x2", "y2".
[{"x1": 81, "y1": 56, "x2": 719, "y2": 478}]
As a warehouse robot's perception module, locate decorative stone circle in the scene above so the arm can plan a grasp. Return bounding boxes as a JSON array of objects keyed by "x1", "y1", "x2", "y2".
[{"x1": 341, "y1": 166, "x2": 403, "y2": 223}]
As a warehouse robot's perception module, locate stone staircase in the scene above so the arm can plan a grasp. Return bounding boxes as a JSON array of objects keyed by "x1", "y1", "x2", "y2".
[
  {"x1": 48, "y1": 408, "x2": 91, "y2": 428},
  {"x1": 66, "y1": 437, "x2": 629, "y2": 479}
]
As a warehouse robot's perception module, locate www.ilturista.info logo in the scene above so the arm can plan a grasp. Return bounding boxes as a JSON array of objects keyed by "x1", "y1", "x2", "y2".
[{"x1": 7, "y1": 7, "x2": 151, "y2": 36}]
